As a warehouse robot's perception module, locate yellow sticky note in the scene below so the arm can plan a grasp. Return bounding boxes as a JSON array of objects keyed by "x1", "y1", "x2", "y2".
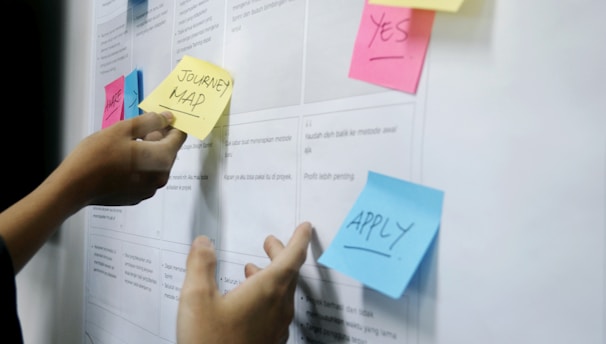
[
  {"x1": 139, "y1": 55, "x2": 233, "y2": 140},
  {"x1": 368, "y1": 0, "x2": 464, "y2": 12}
]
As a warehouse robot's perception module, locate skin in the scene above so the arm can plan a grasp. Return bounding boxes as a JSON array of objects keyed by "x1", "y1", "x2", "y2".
[
  {"x1": 177, "y1": 221, "x2": 312, "y2": 344},
  {"x1": 0, "y1": 111, "x2": 313, "y2": 343},
  {"x1": 0, "y1": 111, "x2": 186, "y2": 273}
]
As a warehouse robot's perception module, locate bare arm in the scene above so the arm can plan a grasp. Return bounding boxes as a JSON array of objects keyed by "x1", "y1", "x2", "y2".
[{"x1": 0, "y1": 112, "x2": 186, "y2": 272}]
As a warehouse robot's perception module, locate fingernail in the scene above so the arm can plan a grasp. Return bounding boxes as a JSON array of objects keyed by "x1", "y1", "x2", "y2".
[
  {"x1": 160, "y1": 111, "x2": 174, "y2": 123},
  {"x1": 193, "y1": 236, "x2": 212, "y2": 248}
]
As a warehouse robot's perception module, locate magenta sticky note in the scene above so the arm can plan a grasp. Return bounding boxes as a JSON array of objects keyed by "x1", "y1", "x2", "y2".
[
  {"x1": 103, "y1": 75, "x2": 125, "y2": 129},
  {"x1": 349, "y1": 1, "x2": 435, "y2": 94}
]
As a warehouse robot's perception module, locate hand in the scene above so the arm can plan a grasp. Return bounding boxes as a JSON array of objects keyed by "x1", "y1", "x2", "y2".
[
  {"x1": 57, "y1": 111, "x2": 187, "y2": 207},
  {"x1": 0, "y1": 112, "x2": 187, "y2": 272},
  {"x1": 177, "y1": 222, "x2": 313, "y2": 344}
]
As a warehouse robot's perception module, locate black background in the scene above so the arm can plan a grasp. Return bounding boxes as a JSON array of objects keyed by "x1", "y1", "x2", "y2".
[{"x1": 1, "y1": 1, "x2": 64, "y2": 211}]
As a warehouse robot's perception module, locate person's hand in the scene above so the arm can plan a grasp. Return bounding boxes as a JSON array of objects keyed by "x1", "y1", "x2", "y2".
[
  {"x1": 57, "y1": 111, "x2": 187, "y2": 207},
  {"x1": 0, "y1": 111, "x2": 186, "y2": 272},
  {"x1": 177, "y1": 222, "x2": 313, "y2": 344}
]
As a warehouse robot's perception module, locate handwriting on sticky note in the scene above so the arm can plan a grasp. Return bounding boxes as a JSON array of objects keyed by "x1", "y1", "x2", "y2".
[
  {"x1": 349, "y1": 2, "x2": 435, "y2": 93},
  {"x1": 344, "y1": 211, "x2": 414, "y2": 256},
  {"x1": 318, "y1": 171, "x2": 444, "y2": 299},
  {"x1": 171, "y1": 69, "x2": 231, "y2": 111},
  {"x1": 367, "y1": 12, "x2": 411, "y2": 61},
  {"x1": 369, "y1": 0, "x2": 465, "y2": 13},
  {"x1": 138, "y1": 55, "x2": 233, "y2": 140},
  {"x1": 103, "y1": 75, "x2": 125, "y2": 129},
  {"x1": 124, "y1": 69, "x2": 142, "y2": 120}
]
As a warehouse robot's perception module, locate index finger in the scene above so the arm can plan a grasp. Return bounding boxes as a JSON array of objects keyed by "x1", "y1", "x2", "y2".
[{"x1": 268, "y1": 222, "x2": 312, "y2": 276}]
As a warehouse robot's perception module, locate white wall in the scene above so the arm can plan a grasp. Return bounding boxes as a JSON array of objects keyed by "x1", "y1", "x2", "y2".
[
  {"x1": 16, "y1": 1, "x2": 92, "y2": 343},
  {"x1": 418, "y1": 1, "x2": 606, "y2": 343},
  {"x1": 14, "y1": 1, "x2": 606, "y2": 343}
]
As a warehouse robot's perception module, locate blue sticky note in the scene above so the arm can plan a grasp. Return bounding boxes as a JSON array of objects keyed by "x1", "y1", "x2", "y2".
[
  {"x1": 124, "y1": 69, "x2": 143, "y2": 119},
  {"x1": 318, "y1": 171, "x2": 444, "y2": 299}
]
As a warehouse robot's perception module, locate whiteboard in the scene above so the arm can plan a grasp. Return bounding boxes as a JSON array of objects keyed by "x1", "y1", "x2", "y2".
[{"x1": 80, "y1": 0, "x2": 606, "y2": 343}]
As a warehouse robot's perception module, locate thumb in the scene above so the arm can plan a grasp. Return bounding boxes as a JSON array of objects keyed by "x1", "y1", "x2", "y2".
[
  {"x1": 129, "y1": 111, "x2": 175, "y2": 139},
  {"x1": 182, "y1": 236, "x2": 219, "y2": 298}
]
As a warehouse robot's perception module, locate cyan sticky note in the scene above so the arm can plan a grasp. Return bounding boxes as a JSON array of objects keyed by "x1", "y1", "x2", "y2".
[
  {"x1": 124, "y1": 69, "x2": 142, "y2": 119},
  {"x1": 102, "y1": 75, "x2": 125, "y2": 129},
  {"x1": 318, "y1": 171, "x2": 444, "y2": 299}
]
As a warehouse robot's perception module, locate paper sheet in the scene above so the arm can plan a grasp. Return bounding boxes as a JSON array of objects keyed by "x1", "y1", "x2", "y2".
[{"x1": 85, "y1": 1, "x2": 430, "y2": 343}]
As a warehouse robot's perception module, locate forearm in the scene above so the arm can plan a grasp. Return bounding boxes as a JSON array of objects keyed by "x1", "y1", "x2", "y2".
[
  {"x1": 0, "y1": 112, "x2": 185, "y2": 273},
  {"x1": 0, "y1": 167, "x2": 88, "y2": 273}
]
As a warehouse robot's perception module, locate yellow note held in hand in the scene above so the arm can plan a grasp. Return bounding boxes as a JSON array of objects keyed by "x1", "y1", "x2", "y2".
[
  {"x1": 139, "y1": 55, "x2": 233, "y2": 140},
  {"x1": 369, "y1": 0, "x2": 464, "y2": 12}
]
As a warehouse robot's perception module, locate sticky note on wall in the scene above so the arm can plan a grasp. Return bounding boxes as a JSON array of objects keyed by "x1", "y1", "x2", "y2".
[
  {"x1": 103, "y1": 75, "x2": 125, "y2": 129},
  {"x1": 318, "y1": 171, "x2": 444, "y2": 299},
  {"x1": 369, "y1": 0, "x2": 465, "y2": 13},
  {"x1": 349, "y1": 1, "x2": 435, "y2": 94},
  {"x1": 138, "y1": 55, "x2": 233, "y2": 141},
  {"x1": 124, "y1": 69, "x2": 143, "y2": 119}
]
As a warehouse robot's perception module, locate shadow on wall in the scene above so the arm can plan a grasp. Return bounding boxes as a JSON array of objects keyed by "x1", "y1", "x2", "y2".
[{"x1": 431, "y1": 0, "x2": 495, "y2": 49}]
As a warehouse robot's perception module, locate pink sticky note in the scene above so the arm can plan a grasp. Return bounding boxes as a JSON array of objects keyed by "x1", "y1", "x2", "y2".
[
  {"x1": 103, "y1": 75, "x2": 125, "y2": 128},
  {"x1": 349, "y1": 1, "x2": 435, "y2": 94}
]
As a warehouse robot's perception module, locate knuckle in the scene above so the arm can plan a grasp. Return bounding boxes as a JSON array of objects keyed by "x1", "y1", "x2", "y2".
[{"x1": 156, "y1": 173, "x2": 170, "y2": 188}]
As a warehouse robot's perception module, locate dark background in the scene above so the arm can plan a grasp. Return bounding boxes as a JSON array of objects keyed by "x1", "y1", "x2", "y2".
[{"x1": 1, "y1": 1, "x2": 64, "y2": 211}]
